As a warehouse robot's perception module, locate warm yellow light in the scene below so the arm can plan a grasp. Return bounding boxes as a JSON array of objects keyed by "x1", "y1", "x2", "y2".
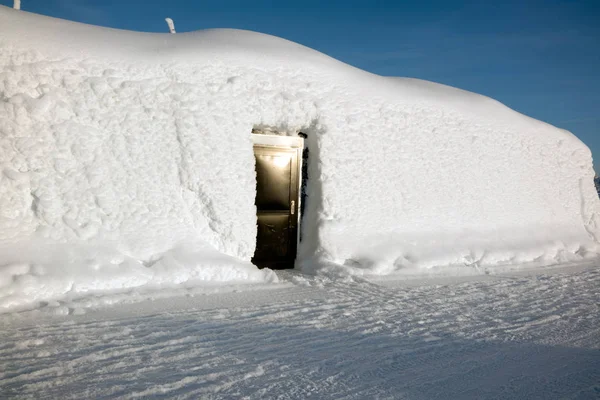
[{"x1": 272, "y1": 156, "x2": 289, "y2": 168}]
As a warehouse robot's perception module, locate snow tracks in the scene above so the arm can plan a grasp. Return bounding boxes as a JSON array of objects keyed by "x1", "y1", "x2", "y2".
[{"x1": 1, "y1": 267, "x2": 600, "y2": 399}]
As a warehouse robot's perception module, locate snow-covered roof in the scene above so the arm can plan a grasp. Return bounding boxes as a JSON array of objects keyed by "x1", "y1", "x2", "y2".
[{"x1": 0, "y1": 6, "x2": 584, "y2": 134}]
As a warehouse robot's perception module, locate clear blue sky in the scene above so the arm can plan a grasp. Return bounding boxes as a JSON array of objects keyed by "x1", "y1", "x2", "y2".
[{"x1": 2, "y1": 0, "x2": 599, "y2": 172}]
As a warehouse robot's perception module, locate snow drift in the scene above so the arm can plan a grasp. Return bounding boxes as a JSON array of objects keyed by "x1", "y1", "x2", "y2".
[{"x1": 0, "y1": 6, "x2": 599, "y2": 311}]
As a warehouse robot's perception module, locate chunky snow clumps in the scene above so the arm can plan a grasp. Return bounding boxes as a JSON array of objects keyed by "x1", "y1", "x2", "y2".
[{"x1": 0, "y1": 6, "x2": 599, "y2": 311}]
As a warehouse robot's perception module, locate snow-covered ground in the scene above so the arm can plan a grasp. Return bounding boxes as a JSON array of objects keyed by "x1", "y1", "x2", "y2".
[{"x1": 1, "y1": 264, "x2": 599, "y2": 399}]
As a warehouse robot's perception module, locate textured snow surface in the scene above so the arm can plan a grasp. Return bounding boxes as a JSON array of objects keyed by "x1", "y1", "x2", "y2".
[
  {"x1": 1, "y1": 7, "x2": 600, "y2": 311},
  {"x1": 1, "y1": 265, "x2": 599, "y2": 399}
]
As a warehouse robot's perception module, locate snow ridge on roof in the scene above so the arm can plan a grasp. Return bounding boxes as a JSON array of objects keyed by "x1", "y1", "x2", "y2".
[{"x1": 0, "y1": 5, "x2": 579, "y2": 133}]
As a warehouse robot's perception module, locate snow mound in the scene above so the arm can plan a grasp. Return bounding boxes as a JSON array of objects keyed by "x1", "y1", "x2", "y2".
[
  {"x1": 0, "y1": 241, "x2": 277, "y2": 312},
  {"x1": 1, "y1": 6, "x2": 599, "y2": 311}
]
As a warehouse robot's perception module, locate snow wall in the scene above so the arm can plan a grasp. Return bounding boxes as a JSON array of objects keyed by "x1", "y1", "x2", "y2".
[{"x1": 1, "y1": 7, "x2": 599, "y2": 310}]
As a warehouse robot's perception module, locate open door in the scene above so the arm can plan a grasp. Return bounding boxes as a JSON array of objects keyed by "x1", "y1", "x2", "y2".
[{"x1": 251, "y1": 134, "x2": 303, "y2": 269}]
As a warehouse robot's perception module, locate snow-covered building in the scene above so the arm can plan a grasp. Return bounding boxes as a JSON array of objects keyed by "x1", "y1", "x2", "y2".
[{"x1": 1, "y1": 7, "x2": 599, "y2": 310}]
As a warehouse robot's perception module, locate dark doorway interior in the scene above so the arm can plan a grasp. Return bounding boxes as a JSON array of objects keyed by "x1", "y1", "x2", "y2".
[{"x1": 251, "y1": 134, "x2": 303, "y2": 269}]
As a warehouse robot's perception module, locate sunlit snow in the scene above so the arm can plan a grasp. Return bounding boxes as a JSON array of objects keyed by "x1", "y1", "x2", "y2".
[
  {"x1": 1, "y1": 6, "x2": 599, "y2": 399},
  {"x1": 1, "y1": 265, "x2": 599, "y2": 398},
  {"x1": 0, "y1": 6, "x2": 599, "y2": 314}
]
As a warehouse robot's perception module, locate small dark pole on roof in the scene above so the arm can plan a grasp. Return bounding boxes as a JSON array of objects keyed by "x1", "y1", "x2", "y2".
[
  {"x1": 13, "y1": 0, "x2": 21, "y2": 10},
  {"x1": 165, "y1": 18, "x2": 176, "y2": 34}
]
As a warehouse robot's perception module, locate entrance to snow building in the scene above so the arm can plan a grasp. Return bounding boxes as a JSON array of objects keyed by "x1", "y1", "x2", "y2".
[{"x1": 251, "y1": 133, "x2": 304, "y2": 269}]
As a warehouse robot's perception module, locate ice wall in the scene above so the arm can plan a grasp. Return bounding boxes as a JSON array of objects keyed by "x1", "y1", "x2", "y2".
[{"x1": 0, "y1": 7, "x2": 599, "y2": 310}]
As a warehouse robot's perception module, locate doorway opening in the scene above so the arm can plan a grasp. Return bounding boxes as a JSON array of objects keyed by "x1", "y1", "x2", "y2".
[{"x1": 251, "y1": 132, "x2": 305, "y2": 269}]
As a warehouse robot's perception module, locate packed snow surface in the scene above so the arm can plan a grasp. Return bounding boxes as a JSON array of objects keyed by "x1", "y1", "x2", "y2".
[
  {"x1": 1, "y1": 265, "x2": 599, "y2": 399},
  {"x1": 1, "y1": 6, "x2": 600, "y2": 311}
]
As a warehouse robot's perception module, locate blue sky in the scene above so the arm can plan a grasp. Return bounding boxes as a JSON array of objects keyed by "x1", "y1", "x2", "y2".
[{"x1": 2, "y1": 0, "x2": 599, "y2": 172}]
